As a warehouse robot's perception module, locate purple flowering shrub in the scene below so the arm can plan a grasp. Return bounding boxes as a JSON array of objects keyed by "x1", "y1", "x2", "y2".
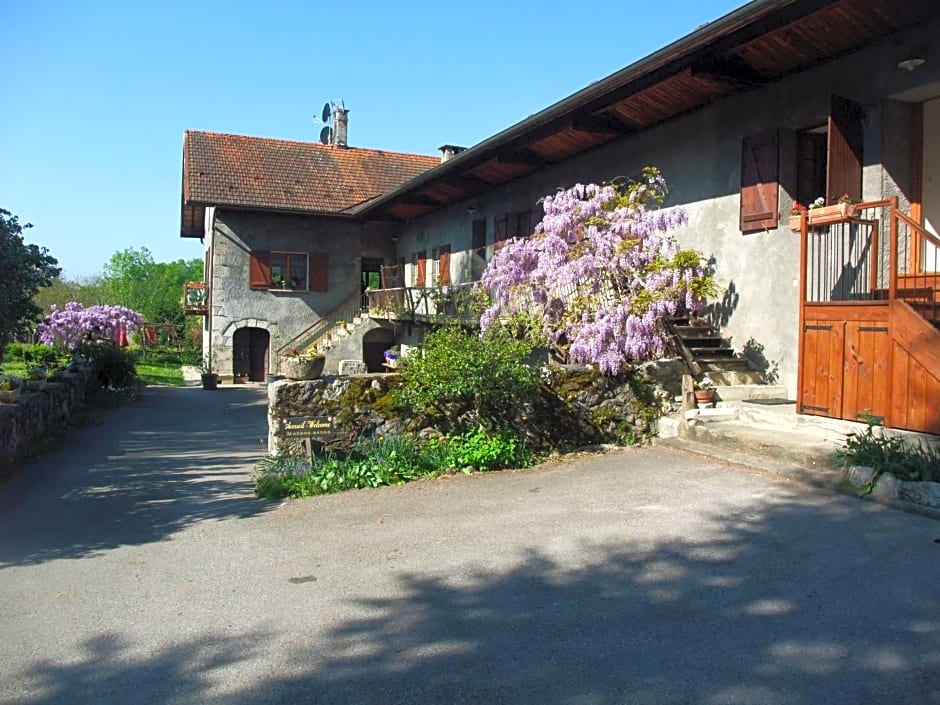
[
  {"x1": 479, "y1": 168, "x2": 715, "y2": 375},
  {"x1": 37, "y1": 302, "x2": 144, "y2": 351}
]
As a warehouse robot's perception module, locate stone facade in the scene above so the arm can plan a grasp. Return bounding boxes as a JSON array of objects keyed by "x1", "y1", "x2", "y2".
[
  {"x1": 267, "y1": 361, "x2": 687, "y2": 455},
  {"x1": 204, "y1": 209, "x2": 399, "y2": 380}
]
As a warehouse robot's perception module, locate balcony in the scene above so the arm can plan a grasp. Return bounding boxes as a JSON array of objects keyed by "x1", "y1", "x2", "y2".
[
  {"x1": 184, "y1": 282, "x2": 209, "y2": 315},
  {"x1": 367, "y1": 282, "x2": 479, "y2": 323}
]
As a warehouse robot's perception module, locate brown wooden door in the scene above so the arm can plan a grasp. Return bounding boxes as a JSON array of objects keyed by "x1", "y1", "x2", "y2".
[
  {"x1": 800, "y1": 319, "x2": 844, "y2": 418},
  {"x1": 248, "y1": 328, "x2": 269, "y2": 381},
  {"x1": 842, "y1": 321, "x2": 891, "y2": 424}
]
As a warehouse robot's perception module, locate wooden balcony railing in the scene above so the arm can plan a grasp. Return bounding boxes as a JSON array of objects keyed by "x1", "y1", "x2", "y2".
[{"x1": 367, "y1": 282, "x2": 479, "y2": 323}]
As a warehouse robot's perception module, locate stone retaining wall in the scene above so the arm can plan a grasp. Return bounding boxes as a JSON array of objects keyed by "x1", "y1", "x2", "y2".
[
  {"x1": 267, "y1": 360, "x2": 687, "y2": 454},
  {"x1": 0, "y1": 368, "x2": 97, "y2": 471}
]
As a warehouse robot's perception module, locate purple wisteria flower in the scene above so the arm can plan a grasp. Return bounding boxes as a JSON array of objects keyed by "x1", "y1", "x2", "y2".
[{"x1": 478, "y1": 168, "x2": 712, "y2": 375}]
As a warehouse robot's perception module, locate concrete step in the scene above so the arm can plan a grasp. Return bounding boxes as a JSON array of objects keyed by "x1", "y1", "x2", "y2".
[
  {"x1": 698, "y1": 358, "x2": 751, "y2": 371},
  {"x1": 705, "y1": 370, "x2": 766, "y2": 385},
  {"x1": 680, "y1": 417, "x2": 843, "y2": 472},
  {"x1": 714, "y1": 384, "x2": 787, "y2": 402}
]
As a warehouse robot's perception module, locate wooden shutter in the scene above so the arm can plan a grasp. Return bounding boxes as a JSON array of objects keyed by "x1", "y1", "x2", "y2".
[
  {"x1": 308, "y1": 253, "x2": 329, "y2": 292},
  {"x1": 248, "y1": 251, "x2": 270, "y2": 289},
  {"x1": 416, "y1": 253, "x2": 427, "y2": 287},
  {"x1": 827, "y1": 95, "x2": 864, "y2": 204},
  {"x1": 438, "y1": 245, "x2": 451, "y2": 286},
  {"x1": 494, "y1": 215, "x2": 509, "y2": 250},
  {"x1": 516, "y1": 210, "x2": 532, "y2": 239},
  {"x1": 740, "y1": 131, "x2": 779, "y2": 232}
]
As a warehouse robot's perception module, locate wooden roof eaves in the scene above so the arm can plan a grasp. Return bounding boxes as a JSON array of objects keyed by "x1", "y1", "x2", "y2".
[{"x1": 352, "y1": 0, "x2": 812, "y2": 218}]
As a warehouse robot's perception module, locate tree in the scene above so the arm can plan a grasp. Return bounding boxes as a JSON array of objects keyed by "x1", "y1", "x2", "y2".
[
  {"x1": 479, "y1": 168, "x2": 716, "y2": 375},
  {"x1": 101, "y1": 247, "x2": 202, "y2": 325},
  {"x1": 0, "y1": 208, "x2": 60, "y2": 356}
]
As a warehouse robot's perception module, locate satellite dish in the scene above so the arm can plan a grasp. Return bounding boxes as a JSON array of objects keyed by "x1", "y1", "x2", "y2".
[
  {"x1": 319, "y1": 126, "x2": 333, "y2": 144},
  {"x1": 322, "y1": 102, "x2": 332, "y2": 124}
]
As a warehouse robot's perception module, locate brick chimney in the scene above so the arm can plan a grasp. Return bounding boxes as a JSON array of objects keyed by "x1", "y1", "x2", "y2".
[
  {"x1": 332, "y1": 105, "x2": 349, "y2": 147},
  {"x1": 438, "y1": 144, "x2": 466, "y2": 163}
]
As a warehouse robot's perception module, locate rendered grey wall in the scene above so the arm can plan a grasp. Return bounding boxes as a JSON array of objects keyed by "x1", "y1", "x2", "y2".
[{"x1": 396, "y1": 19, "x2": 940, "y2": 398}]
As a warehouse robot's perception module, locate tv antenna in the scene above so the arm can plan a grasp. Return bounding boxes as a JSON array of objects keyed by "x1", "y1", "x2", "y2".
[{"x1": 314, "y1": 100, "x2": 345, "y2": 145}]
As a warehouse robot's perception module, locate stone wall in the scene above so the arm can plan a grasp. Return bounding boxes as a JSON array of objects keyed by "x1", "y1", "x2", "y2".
[
  {"x1": 0, "y1": 368, "x2": 96, "y2": 471},
  {"x1": 267, "y1": 360, "x2": 687, "y2": 455}
]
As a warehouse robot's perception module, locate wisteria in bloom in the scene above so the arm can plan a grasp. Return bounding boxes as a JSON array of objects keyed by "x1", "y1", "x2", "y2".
[
  {"x1": 479, "y1": 168, "x2": 714, "y2": 375},
  {"x1": 37, "y1": 302, "x2": 144, "y2": 350}
]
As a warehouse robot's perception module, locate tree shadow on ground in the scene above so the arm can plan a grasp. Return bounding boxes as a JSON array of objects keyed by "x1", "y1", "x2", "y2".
[
  {"x1": 13, "y1": 487, "x2": 940, "y2": 705},
  {"x1": 0, "y1": 386, "x2": 272, "y2": 568}
]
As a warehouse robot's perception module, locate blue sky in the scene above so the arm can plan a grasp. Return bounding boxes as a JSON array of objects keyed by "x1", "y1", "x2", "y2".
[{"x1": 1, "y1": 0, "x2": 743, "y2": 279}]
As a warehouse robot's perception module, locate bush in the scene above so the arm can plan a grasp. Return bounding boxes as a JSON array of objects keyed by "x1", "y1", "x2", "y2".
[
  {"x1": 78, "y1": 341, "x2": 138, "y2": 390},
  {"x1": 395, "y1": 326, "x2": 539, "y2": 431},
  {"x1": 4, "y1": 342, "x2": 63, "y2": 368},
  {"x1": 433, "y1": 428, "x2": 531, "y2": 472}
]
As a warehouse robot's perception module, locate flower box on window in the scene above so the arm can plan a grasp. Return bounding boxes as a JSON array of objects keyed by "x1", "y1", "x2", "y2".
[{"x1": 807, "y1": 203, "x2": 855, "y2": 226}]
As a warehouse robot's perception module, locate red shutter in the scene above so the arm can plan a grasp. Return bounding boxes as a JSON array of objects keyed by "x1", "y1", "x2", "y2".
[
  {"x1": 416, "y1": 255, "x2": 427, "y2": 287},
  {"x1": 827, "y1": 95, "x2": 864, "y2": 204},
  {"x1": 740, "y1": 131, "x2": 779, "y2": 232},
  {"x1": 438, "y1": 245, "x2": 451, "y2": 286},
  {"x1": 308, "y1": 253, "x2": 329, "y2": 292},
  {"x1": 249, "y1": 251, "x2": 270, "y2": 289}
]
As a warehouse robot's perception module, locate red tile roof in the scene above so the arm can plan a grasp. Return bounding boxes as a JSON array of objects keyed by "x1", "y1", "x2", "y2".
[{"x1": 182, "y1": 130, "x2": 439, "y2": 214}]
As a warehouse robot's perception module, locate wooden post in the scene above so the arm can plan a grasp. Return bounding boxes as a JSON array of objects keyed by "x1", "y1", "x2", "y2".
[{"x1": 889, "y1": 196, "x2": 899, "y2": 301}]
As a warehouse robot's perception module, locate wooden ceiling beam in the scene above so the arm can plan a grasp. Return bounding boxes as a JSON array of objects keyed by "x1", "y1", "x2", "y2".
[
  {"x1": 496, "y1": 148, "x2": 551, "y2": 167},
  {"x1": 691, "y1": 55, "x2": 767, "y2": 89},
  {"x1": 571, "y1": 112, "x2": 638, "y2": 136}
]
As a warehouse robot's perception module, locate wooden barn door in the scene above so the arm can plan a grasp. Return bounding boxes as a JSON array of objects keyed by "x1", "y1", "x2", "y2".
[{"x1": 841, "y1": 320, "x2": 891, "y2": 424}]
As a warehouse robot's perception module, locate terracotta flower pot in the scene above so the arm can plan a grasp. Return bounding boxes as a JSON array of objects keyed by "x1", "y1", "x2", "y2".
[
  {"x1": 694, "y1": 389, "x2": 716, "y2": 407},
  {"x1": 280, "y1": 356, "x2": 325, "y2": 381}
]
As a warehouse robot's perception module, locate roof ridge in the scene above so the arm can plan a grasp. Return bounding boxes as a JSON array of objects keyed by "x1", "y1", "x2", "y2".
[{"x1": 184, "y1": 129, "x2": 438, "y2": 161}]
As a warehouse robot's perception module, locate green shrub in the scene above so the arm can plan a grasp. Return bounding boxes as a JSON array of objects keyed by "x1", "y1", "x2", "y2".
[
  {"x1": 78, "y1": 341, "x2": 138, "y2": 390},
  {"x1": 395, "y1": 326, "x2": 539, "y2": 431},
  {"x1": 838, "y1": 419, "x2": 940, "y2": 492},
  {"x1": 4, "y1": 342, "x2": 63, "y2": 368},
  {"x1": 434, "y1": 428, "x2": 531, "y2": 472}
]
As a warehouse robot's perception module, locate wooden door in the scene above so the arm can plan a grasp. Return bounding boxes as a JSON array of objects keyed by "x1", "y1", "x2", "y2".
[
  {"x1": 800, "y1": 319, "x2": 844, "y2": 418},
  {"x1": 248, "y1": 328, "x2": 269, "y2": 382},
  {"x1": 842, "y1": 321, "x2": 891, "y2": 424}
]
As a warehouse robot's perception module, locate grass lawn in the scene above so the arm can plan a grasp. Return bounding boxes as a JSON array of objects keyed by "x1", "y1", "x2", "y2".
[{"x1": 136, "y1": 360, "x2": 185, "y2": 387}]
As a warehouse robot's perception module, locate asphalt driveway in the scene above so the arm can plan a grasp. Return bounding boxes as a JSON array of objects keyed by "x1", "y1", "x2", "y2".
[{"x1": 0, "y1": 385, "x2": 938, "y2": 704}]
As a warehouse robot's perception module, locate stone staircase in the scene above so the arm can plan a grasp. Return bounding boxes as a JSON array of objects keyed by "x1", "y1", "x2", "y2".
[{"x1": 668, "y1": 315, "x2": 763, "y2": 385}]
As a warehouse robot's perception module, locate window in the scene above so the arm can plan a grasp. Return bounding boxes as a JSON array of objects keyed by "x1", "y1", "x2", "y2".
[{"x1": 249, "y1": 251, "x2": 329, "y2": 292}]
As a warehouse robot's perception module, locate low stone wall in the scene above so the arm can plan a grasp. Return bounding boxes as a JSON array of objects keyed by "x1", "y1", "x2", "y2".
[
  {"x1": 268, "y1": 360, "x2": 687, "y2": 454},
  {"x1": 0, "y1": 368, "x2": 97, "y2": 471}
]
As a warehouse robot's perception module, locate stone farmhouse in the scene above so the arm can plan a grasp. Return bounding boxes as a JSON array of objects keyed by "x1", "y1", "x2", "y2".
[{"x1": 181, "y1": 0, "x2": 940, "y2": 434}]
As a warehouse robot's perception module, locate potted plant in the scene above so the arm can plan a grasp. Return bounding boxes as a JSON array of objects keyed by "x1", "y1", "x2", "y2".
[
  {"x1": 279, "y1": 347, "x2": 326, "y2": 380},
  {"x1": 789, "y1": 203, "x2": 807, "y2": 232},
  {"x1": 0, "y1": 375, "x2": 23, "y2": 404},
  {"x1": 807, "y1": 194, "x2": 856, "y2": 225},
  {"x1": 693, "y1": 375, "x2": 717, "y2": 407},
  {"x1": 200, "y1": 356, "x2": 219, "y2": 390}
]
